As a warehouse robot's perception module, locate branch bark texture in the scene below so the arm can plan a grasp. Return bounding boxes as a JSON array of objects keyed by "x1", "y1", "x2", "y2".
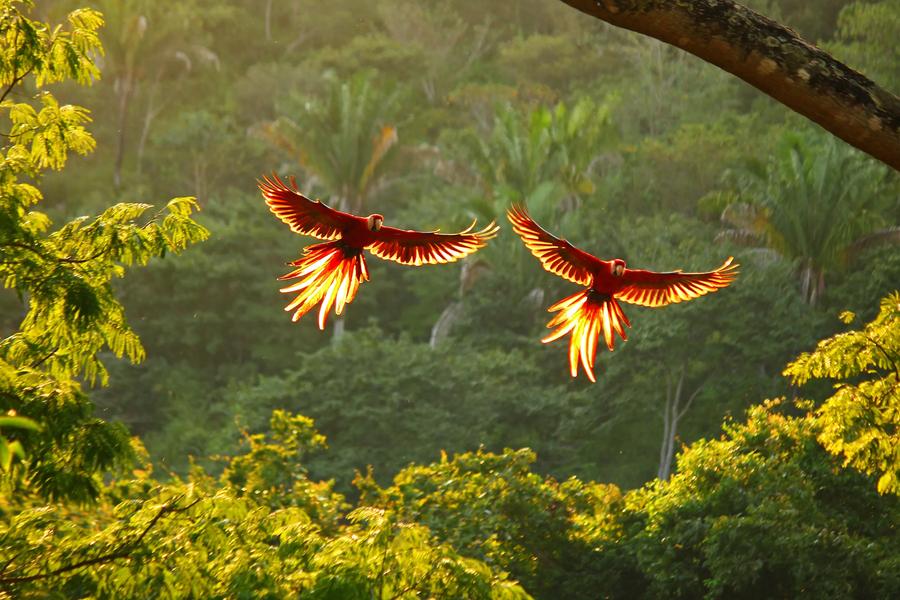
[{"x1": 558, "y1": 0, "x2": 900, "y2": 170}]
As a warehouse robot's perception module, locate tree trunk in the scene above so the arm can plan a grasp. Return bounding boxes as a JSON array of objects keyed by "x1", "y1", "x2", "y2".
[
  {"x1": 557, "y1": 0, "x2": 900, "y2": 170},
  {"x1": 136, "y1": 92, "x2": 161, "y2": 179},
  {"x1": 113, "y1": 74, "x2": 133, "y2": 190},
  {"x1": 657, "y1": 367, "x2": 702, "y2": 480},
  {"x1": 136, "y1": 69, "x2": 168, "y2": 179},
  {"x1": 332, "y1": 315, "x2": 345, "y2": 341},
  {"x1": 430, "y1": 301, "x2": 463, "y2": 348}
]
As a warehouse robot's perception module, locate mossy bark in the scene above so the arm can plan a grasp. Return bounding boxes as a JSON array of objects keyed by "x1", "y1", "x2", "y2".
[{"x1": 559, "y1": 0, "x2": 900, "y2": 170}]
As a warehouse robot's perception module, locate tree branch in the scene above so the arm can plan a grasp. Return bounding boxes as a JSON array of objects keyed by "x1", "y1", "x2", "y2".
[
  {"x1": 0, "y1": 241, "x2": 113, "y2": 265},
  {"x1": 676, "y1": 382, "x2": 705, "y2": 421},
  {"x1": 0, "y1": 497, "x2": 201, "y2": 585},
  {"x1": 557, "y1": 0, "x2": 900, "y2": 170}
]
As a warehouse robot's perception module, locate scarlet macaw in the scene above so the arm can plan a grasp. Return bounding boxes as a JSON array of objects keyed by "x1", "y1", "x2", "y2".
[
  {"x1": 508, "y1": 205, "x2": 738, "y2": 382},
  {"x1": 259, "y1": 174, "x2": 498, "y2": 328}
]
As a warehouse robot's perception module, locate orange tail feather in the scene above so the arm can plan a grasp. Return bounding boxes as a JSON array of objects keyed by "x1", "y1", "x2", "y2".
[
  {"x1": 542, "y1": 290, "x2": 630, "y2": 382},
  {"x1": 278, "y1": 242, "x2": 368, "y2": 329}
]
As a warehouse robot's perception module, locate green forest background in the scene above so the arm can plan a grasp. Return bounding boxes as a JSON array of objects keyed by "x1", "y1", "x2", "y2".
[{"x1": 1, "y1": 0, "x2": 898, "y2": 597}]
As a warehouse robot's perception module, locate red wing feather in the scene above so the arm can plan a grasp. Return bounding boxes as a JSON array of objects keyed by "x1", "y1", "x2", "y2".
[
  {"x1": 507, "y1": 205, "x2": 599, "y2": 286},
  {"x1": 616, "y1": 257, "x2": 739, "y2": 308},
  {"x1": 367, "y1": 221, "x2": 499, "y2": 266},
  {"x1": 258, "y1": 173, "x2": 359, "y2": 240}
]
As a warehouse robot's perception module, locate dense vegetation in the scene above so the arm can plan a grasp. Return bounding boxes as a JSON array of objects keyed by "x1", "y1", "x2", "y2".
[{"x1": 1, "y1": 0, "x2": 898, "y2": 597}]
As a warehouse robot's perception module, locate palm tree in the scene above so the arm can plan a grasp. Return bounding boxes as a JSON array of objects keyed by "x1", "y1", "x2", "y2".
[
  {"x1": 718, "y1": 131, "x2": 898, "y2": 305},
  {"x1": 456, "y1": 98, "x2": 616, "y2": 219},
  {"x1": 427, "y1": 99, "x2": 618, "y2": 344},
  {"x1": 260, "y1": 72, "x2": 400, "y2": 217}
]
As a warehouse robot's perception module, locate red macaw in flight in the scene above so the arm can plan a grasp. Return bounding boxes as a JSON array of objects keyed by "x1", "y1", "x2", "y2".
[
  {"x1": 508, "y1": 205, "x2": 738, "y2": 382},
  {"x1": 259, "y1": 174, "x2": 498, "y2": 328}
]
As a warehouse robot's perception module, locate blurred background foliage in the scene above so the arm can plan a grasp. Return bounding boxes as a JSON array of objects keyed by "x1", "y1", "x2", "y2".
[
  {"x1": 35, "y1": 0, "x2": 892, "y2": 490},
  {"x1": 1, "y1": 0, "x2": 898, "y2": 596}
]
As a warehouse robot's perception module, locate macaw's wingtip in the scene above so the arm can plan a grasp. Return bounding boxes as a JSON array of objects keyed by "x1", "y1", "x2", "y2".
[
  {"x1": 481, "y1": 221, "x2": 501, "y2": 238},
  {"x1": 723, "y1": 256, "x2": 741, "y2": 270},
  {"x1": 506, "y1": 204, "x2": 527, "y2": 219}
]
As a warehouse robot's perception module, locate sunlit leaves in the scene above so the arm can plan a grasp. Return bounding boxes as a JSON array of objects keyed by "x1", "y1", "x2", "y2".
[
  {"x1": 5, "y1": 93, "x2": 96, "y2": 171},
  {"x1": 0, "y1": 412, "x2": 38, "y2": 471},
  {"x1": 0, "y1": 418, "x2": 531, "y2": 599},
  {"x1": 2, "y1": 199, "x2": 209, "y2": 385},
  {"x1": 786, "y1": 292, "x2": 900, "y2": 494},
  {"x1": 0, "y1": 2, "x2": 103, "y2": 89},
  {"x1": 619, "y1": 400, "x2": 900, "y2": 599},
  {"x1": 221, "y1": 410, "x2": 346, "y2": 530},
  {"x1": 360, "y1": 447, "x2": 610, "y2": 599},
  {"x1": 0, "y1": 357, "x2": 134, "y2": 502},
  {"x1": 0, "y1": 0, "x2": 207, "y2": 502}
]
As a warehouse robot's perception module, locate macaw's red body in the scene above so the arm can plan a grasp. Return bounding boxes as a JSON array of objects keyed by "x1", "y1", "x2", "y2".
[
  {"x1": 508, "y1": 205, "x2": 738, "y2": 382},
  {"x1": 259, "y1": 174, "x2": 498, "y2": 329}
]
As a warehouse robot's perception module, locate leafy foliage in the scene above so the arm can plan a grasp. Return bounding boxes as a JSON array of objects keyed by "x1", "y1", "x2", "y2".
[
  {"x1": 220, "y1": 409, "x2": 347, "y2": 530},
  {"x1": 617, "y1": 400, "x2": 900, "y2": 599},
  {"x1": 786, "y1": 293, "x2": 900, "y2": 494},
  {"x1": 356, "y1": 395, "x2": 900, "y2": 600},
  {"x1": 718, "y1": 130, "x2": 897, "y2": 304},
  {"x1": 2, "y1": 0, "x2": 899, "y2": 597},
  {"x1": 0, "y1": 0, "x2": 207, "y2": 502},
  {"x1": 260, "y1": 72, "x2": 400, "y2": 214},
  {"x1": 358, "y1": 447, "x2": 614, "y2": 600},
  {"x1": 829, "y1": 0, "x2": 900, "y2": 92},
  {"x1": 1, "y1": 412, "x2": 530, "y2": 599},
  {"x1": 202, "y1": 328, "x2": 594, "y2": 488}
]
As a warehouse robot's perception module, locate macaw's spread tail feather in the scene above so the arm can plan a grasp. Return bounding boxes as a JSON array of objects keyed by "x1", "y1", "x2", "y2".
[
  {"x1": 542, "y1": 290, "x2": 631, "y2": 382},
  {"x1": 278, "y1": 242, "x2": 369, "y2": 329}
]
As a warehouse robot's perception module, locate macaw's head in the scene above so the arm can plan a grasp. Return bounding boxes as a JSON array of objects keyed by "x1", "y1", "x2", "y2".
[
  {"x1": 367, "y1": 214, "x2": 384, "y2": 232},
  {"x1": 611, "y1": 259, "x2": 625, "y2": 277}
]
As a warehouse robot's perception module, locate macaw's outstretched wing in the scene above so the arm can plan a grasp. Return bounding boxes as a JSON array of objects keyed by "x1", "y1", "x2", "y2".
[
  {"x1": 258, "y1": 173, "x2": 360, "y2": 240},
  {"x1": 616, "y1": 257, "x2": 738, "y2": 308},
  {"x1": 507, "y1": 205, "x2": 600, "y2": 287},
  {"x1": 367, "y1": 221, "x2": 499, "y2": 266}
]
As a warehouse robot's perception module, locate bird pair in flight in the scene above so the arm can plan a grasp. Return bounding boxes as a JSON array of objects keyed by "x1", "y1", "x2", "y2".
[{"x1": 259, "y1": 174, "x2": 738, "y2": 382}]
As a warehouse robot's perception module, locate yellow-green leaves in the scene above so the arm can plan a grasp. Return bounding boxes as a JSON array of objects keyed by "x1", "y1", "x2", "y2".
[
  {"x1": 3, "y1": 198, "x2": 209, "y2": 385},
  {"x1": 0, "y1": 2, "x2": 103, "y2": 89},
  {"x1": 161, "y1": 197, "x2": 211, "y2": 252},
  {"x1": 786, "y1": 292, "x2": 900, "y2": 494},
  {"x1": 7, "y1": 94, "x2": 96, "y2": 171},
  {"x1": 0, "y1": 412, "x2": 38, "y2": 471},
  {"x1": 0, "y1": 0, "x2": 207, "y2": 502},
  {"x1": 0, "y1": 420, "x2": 531, "y2": 599}
]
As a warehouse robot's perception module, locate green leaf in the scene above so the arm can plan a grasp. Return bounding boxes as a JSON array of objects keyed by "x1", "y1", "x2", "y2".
[
  {"x1": 0, "y1": 416, "x2": 40, "y2": 431},
  {"x1": 0, "y1": 437, "x2": 9, "y2": 470}
]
